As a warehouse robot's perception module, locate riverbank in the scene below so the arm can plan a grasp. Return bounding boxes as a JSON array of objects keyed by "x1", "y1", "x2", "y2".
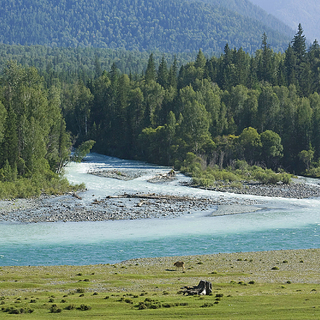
[
  {"x1": 197, "y1": 179, "x2": 320, "y2": 199},
  {"x1": 0, "y1": 249, "x2": 319, "y2": 319},
  {"x1": 1, "y1": 175, "x2": 320, "y2": 223},
  {"x1": 0, "y1": 192, "x2": 261, "y2": 223}
]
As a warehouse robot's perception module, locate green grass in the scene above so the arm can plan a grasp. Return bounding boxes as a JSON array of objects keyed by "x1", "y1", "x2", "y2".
[{"x1": 0, "y1": 251, "x2": 320, "y2": 319}]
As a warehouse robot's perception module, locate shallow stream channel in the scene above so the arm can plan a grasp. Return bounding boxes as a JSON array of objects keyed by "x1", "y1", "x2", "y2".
[{"x1": 1, "y1": 153, "x2": 320, "y2": 266}]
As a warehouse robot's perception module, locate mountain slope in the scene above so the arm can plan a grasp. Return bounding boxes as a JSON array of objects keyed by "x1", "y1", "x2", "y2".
[
  {"x1": 249, "y1": 0, "x2": 320, "y2": 42},
  {"x1": 190, "y1": 0, "x2": 294, "y2": 39},
  {"x1": 0, "y1": 0, "x2": 291, "y2": 53}
]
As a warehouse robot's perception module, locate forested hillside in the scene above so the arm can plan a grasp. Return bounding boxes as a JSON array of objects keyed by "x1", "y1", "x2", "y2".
[
  {"x1": 0, "y1": 0, "x2": 290, "y2": 54},
  {"x1": 249, "y1": 0, "x2": 320, "y2": 42},
  {"x1": 191, "y1": 0, "x2": 294, "y2": 39}
]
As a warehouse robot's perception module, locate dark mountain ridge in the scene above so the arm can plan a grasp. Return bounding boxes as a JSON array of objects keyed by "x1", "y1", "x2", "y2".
[{"x1": 0, "y1": 0, "x2": 291, "y2": 54}]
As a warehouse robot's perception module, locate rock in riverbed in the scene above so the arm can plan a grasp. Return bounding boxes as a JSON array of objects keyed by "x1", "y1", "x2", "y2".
[{"x1": 0, "y1": 193, "x2": 260, "y2": 223}]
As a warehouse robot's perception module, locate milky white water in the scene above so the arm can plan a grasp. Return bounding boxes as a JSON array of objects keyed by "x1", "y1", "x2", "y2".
[{"x1": 1, "y1": 153, "x2": 320, "y2": 266}]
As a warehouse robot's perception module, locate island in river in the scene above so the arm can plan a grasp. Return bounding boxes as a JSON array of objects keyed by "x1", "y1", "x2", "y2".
[{"x1": 1, "y1": 166, "x2": 320, "y2": 223}]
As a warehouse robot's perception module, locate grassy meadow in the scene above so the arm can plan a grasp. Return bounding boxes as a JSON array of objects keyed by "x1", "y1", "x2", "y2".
[{"x1": 0, "y1": 249, "x2": 319, "y2": 319}]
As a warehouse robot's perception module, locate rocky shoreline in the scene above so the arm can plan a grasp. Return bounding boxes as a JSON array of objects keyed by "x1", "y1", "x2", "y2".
[
  {"x1": 194, "y1": 179, "x2": 320, "y2": 199},
  {"x1": 0, "y1": 192, "x2": 260, "y2": 223},
  {"x1": 0, "y1": 173, "x2": 320, "y2": 223}
]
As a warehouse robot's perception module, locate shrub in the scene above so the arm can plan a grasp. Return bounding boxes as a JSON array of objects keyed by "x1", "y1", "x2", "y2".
[
  {"x1": 138, "y1": 302, "x2": 147, "y2": 310},
  {"x1": 162, "y1": 303, "x2": 173, "y2": 308},
  {"x1": 124, "y1": 299, "x2": 133, "y2": 304},
  {"x1": 76, "y1": 288, "x2": 85, "y2": 293},
  {"x1": 78, "y1": 304, "x2": 92, "y2": 311},
  {"x1": 65, "y1": 304, "x2": 75, "y2": 310},
  {"x1": 280, "y1": 173, "x2": 291, "y2": 184},
  {"x1": 201, "y1": 303, "x2": 214, "y2": 307},
  {"x1": 49, "y1": 304, "x2": 62, "y2": 313},
  {"x1": 2, "y1": 306, "x2": 33, "y2": 314}
]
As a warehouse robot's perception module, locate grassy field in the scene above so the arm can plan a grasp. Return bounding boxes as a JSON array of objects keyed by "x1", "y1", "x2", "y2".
[{"x1": 0, "y1": 249, "x2": 319, "y2": 319}]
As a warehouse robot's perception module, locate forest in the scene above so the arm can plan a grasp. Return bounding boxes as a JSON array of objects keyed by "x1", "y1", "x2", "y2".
[
  {"x1": 0, "y1": 0, "x2": 291, "y2": 54},
  {"x1": 189, "y1": 0, "x2": 294, "y2": 39},
  {"x1": 0, "y1": 62, "x2": 84, "y2": 198},
  {"x1": 1, "y1": 25, "x2": 320, "y2": 197},
  {"x1": 0, "y1": 43, "x2": 196, "y2": 84}
]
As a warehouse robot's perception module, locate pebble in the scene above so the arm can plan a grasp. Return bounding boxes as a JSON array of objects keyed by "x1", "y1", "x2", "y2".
[
  {"x1": 0, "y1": 193, "x2": 260, "y2": 223},
  {"x1": 1, "y1": 179, "x2": 319, "y2": 224}
]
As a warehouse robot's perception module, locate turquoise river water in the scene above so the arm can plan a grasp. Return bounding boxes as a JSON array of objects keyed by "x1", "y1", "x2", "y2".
[{"x1": 1, "y1": 153, "x2": 320, "y2": 266}]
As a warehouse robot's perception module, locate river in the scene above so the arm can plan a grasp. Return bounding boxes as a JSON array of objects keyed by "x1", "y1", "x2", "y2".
[{"x1": 0, "y1": 153, "x2": 320, "y2": 266}]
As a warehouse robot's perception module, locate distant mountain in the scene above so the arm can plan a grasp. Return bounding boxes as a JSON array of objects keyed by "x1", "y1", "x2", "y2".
[
  {"x1": 249, "y1": 0, "x2": 320, "y2": 42},
  {"x1": 190, "y1": 0, "x2": 294, "y2": 39},
  {"x1": 0, "y1": 0, "x2": 291, "y2": 54}
]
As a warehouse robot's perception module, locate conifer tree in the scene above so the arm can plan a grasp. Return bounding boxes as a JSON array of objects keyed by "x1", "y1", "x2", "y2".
[
  {"x1": 258, "y1": 33, "x2": 273, "y2": 83},
  {"x1": 157, "y1": 56, "x2": 168, "y2": 88},
  {"x1": 284, "y1": 44, "x2": 298, "y2": 87},
  {"x1": 145, "y1": 53, "x2": 156, "y2": 83},
  {"x1": 168, "y1": 55, "x2": 178, "y2": 88},
  {"x1": 195, "y1": 49, "x2": 206, "y2": 69},
  {"x1": 292, "y1": 24, "x2": 306, "y2": 64}
]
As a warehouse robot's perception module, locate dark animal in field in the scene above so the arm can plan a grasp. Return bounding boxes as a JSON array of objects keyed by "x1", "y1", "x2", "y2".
[{"x1": 173, "y1": 261, "x2": 185, "y2": 271}]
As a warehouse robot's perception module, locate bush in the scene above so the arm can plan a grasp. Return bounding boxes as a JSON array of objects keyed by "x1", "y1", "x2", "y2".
[
  {"x1": 78, "y1": 304, "x2": 92, "y2": 311},
  {"x1": 124, "y1": 299, "x2": 133, "y2": 304},
  {"x1": 76, "y1": 288, "x2": 85, "y2": 293},
  {"x1": 201, "y1": 303, "x2": 214, "y2": 307},
  {"x1": 2, "y1": 306, "x2": 34, "y2": 314},
  {"x1": 49, "y1": 304, "x2": 62, "y2": 313},
  {"x1": 138, "y1": 302, "x2": 147, "y2": 310},
  {"x1": 162, "y1": 303, "x2": 173, "y2": 308},
  {"x1": 65, "y1": 304, "x2": 75, "y2": 310}
]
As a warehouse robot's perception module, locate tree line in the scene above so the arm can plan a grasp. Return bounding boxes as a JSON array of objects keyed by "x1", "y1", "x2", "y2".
[
  {"x1": 62, "y1": 25, "x2": 320, "y2": 176},
  {"x1": 0, "y1": 43, "x2": 196, "y2": 86},
  {"x1": 1, "y1": 25, "x2": 320, "y2": 198}
]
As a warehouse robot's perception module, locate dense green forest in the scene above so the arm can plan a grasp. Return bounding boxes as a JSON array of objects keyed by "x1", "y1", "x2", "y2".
[
  {"x1": 1, "y1": 25, "x2": 320, "y2": 198},
  {"x1": 191, "y1": 0, "x2": 294, "y2": 39},
  {"x1": 0, "y1": 62, "x2": 84, "y2": 198},
  {"x1": 0, "y1": 0, "x2": 291, "y2": 54},
  {"x1": 61, "y1": 25, "x2": 320, "y2": 179},
  {"x1": 0, "y1": 44, "x2": 197, "y2": 84}
]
